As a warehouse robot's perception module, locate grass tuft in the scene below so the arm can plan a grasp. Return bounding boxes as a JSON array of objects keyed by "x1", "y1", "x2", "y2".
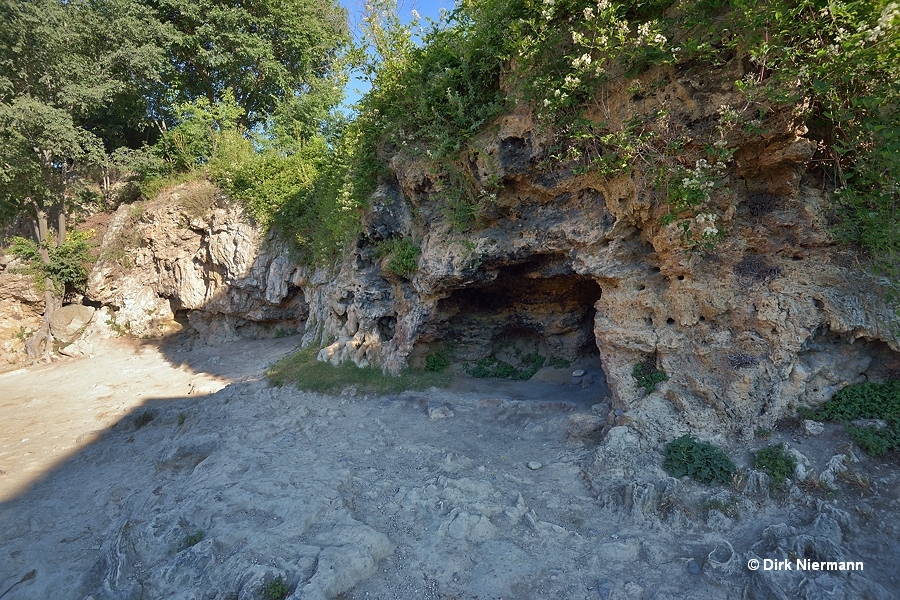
[
  {"x1": 267, "y1": 346, "x2": 450, "y2": 394},
  {"x1": 753, "y1": 444, "x2": 797, "y2": 490}
]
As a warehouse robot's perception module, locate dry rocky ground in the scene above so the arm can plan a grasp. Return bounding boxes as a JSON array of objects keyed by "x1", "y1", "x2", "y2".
[{"x1": 0, "y1": 336, "x2": 898, "y2": 600}]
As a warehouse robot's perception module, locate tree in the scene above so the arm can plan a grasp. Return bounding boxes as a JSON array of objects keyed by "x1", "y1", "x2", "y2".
[
  {"x1": 148, "y1": 0, "x2": 350, "y2": 130},
  {"x1": 0, "y1": 0, "x2": 164, "y2": 357}
]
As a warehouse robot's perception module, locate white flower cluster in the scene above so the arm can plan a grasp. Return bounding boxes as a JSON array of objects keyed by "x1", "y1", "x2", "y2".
[
  {"x1": 695, "y1": 212, "x2": 719, "y2": 237},
  {"x1": 572, "y1": 53, "x2": 592, "y2": 68},
  {"x1": 681, "y1": 161, "x2": 718, "y2": 192},
  {"x1": 635, "y1": 21, "x2": 666, "y2": 46},
  {"x1": 858, "y1": 2, "x2": 899, "y2": 42},
  {"x1": 542, "y1": 0, "x2": 555, "y2": 20}
]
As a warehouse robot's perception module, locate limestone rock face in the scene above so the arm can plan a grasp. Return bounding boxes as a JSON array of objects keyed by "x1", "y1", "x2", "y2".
[
  {"x1": 0, "y1": 258, "x2": 44, "y2": 364},
  {"x1": 300, "y1": 65, "x2": 899, "y2": 443},
  {"x1": 77, "y1": 63, "x2": 898, "y2": 443},
  {"x1": 87, "y1": 181, "x2": 307, "y2": 343}
]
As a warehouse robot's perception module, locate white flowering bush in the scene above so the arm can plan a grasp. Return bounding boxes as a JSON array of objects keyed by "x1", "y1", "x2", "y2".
[
  {"x1": 659, "y1": 160, "x2": 727, "y2": 251},
  {"x1": 517, "y1": 0, "x2": 673, "y2": 116},
  {"x1": 340, "y1": 0, "x2": 897, "y2": 274}
]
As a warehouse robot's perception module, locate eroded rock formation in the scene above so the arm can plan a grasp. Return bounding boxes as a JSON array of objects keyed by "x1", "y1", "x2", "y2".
[
  {"x1": 302, "y1": 65, "x2": 899, "y2": 445},
  {"x1": 3, "y1": 61, "x2": 892, "y2": 448},
  {"x1": 86, "y1": 181, "x2": 308, "y2": 344}
]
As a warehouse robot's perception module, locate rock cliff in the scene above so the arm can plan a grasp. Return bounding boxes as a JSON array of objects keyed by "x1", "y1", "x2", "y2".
[
  {"x1": 85, "y1": 181, "x2": 308, "y2": 345},
  {"x1": 4, "y1": 64, "x2": 896, "y2": 448},
  {"x1": 300, "y1": 64, "x2": 899, "y2": 445}
]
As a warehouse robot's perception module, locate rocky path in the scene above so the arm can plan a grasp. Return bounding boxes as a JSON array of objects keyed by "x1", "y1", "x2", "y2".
[{"x1": 1, "y1": 338, "x2": 898, "y2": 599}]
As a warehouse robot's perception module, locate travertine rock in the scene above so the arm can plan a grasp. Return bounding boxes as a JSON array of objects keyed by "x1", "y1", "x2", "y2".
[
  {"x1": 299, "y1": 66, "x2": 899, "y2": 445},
  {"x1": 0, "y1": 263, "x2": 43, "y2": 364},
  {"x1": 79, "y1": 63, "x2": 898, "y2": 445}
]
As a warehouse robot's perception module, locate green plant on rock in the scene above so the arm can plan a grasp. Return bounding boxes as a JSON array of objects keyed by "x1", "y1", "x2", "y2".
[
  {"x1": 425, "y1": 342, "x2": 457, "y2": 373},
  {"x1": 632, "y1": 355, "x2": 667, "y2": 393},
  {"x1": 801, "y1": 381, "x2": 900, "y2": 456},
  {"x1": 375, "y1": 237, "x2": 420, "y2": 278},
  {"x1": 663, "y1": 435, "x2": 736, "y2": 485},
  {"x1": 9, "y1": 230, "x2": 94, "y2": 297},
  {"x1": 262, "y1": 576, "x2": 290, "y2": 600},
  {"x1": 753, "y1": 444, "x2": 797, "y2": 490},
  {"x1": 701, "y1": 496, "x2": 738, "y2": 518},
  {"x1": 180, "y1": 529, "x2": 205, "y2": 551}
]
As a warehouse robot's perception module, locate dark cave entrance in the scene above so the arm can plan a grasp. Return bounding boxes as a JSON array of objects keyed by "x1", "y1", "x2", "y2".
[{"x1": 412, "y1": 257, "x2": 603, "y2": 377}]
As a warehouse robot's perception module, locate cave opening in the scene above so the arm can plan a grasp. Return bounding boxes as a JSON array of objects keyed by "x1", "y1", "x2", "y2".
[{"x1": 412, "y1": 256, "x2": 603, "y2": 378}]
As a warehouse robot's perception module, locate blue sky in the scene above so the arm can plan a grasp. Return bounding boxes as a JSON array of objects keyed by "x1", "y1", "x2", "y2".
[{"x1": 339, "y1": 0, "x2": 456, "y2": 109}]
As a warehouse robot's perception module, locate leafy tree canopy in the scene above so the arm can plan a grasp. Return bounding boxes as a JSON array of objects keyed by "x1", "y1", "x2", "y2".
[{"x1": 149, "y1": 0, "x2": 350, "y2": 130}]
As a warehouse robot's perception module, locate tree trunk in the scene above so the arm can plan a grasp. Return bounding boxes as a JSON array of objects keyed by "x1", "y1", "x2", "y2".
[
  {"x1": 57, "y1": 210, "x2": 66, "y2": 248},
  {"x1": 29, "y1": 206, "x2": 59, "y2": 360}
]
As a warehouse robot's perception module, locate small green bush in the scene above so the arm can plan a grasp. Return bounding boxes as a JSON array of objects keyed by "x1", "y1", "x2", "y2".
[
  {"x1": 262, "y1": 577, "x2": 290, "y2": 600},
  {"x1": 465, "y1": 352, "x2": 545, "y2": 380},
  {"x1": 663, "y1": 435, "x2": 736, "y2": 485},
  {"x1": 9, "y1": 230, "x2": 95, "y2": 296},
  {"x1": 180, "y1": 529, "x2": 204, "y2": 550},
  {"x1": 633, "y1": 359, "x2": 668, "y2": 393},
  {"x1": 375, "y1": 237, "x2": 420, "y2": 278},
  {"x1": 801, "y1": 381, "x2": 900, "y2": 456},
  {"x1": 753, "y1": 444, "x2": 797, "y2": 490},
  {"x1": 425, "y1": 352, "x2": 452, "y2": 373}
]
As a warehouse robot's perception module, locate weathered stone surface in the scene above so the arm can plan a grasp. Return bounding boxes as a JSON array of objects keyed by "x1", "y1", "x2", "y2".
[
  {"x1": 0, "y1": 264, "x2": 44, "y2": 364},
  {"x1": 74, "y1": 62, "x2": 898, "y2": 447},
  {"x1": 87, "y1": 182, "x2": 307, "y2": 342},
  {"x1": 297, "y1": 70, "x2": 899, "y2": 446},
  {"x1": 566, "y1": 413, "x2": 604, "y2": 438},
  {"x1": 49, "y1": 305, "x2": 95, "y2": 343}
]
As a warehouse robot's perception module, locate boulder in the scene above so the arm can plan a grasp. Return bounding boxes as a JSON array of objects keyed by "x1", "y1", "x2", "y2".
[{"x1": 49, "y1": 304, "x2": 95, "y2": 343}]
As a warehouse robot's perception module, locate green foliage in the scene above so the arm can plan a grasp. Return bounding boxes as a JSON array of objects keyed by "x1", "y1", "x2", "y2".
[
  {"x1": 266, "y1": 346, "x2": 450, "y2": 394},
  {"x1": 424, "y1": 342, "x2": 457, "y2": 372},
  {"x1": 375, "y1": 237, "x2": 420, "y2": 278},
  {"x1": 545, "y1": 356, "x2": 571, "y2": 369},
  {"x1": 632, "y1": 358, "x2": 667, "y2": 393},
  {"x1": 753, "y1": 444, "x2": 797, "y2": 490},
  {"x1": 9, "y1": 230, "x2": 94, "y2": 295},
  {"x1": 147, "y1": 0, "x2": 349, "y2": 130},
  {"x1": 180, "y1": 529, "x2": 205, "y2": 550},
  {"x1": 465, "y1": 352, "x2": 545, "y2": 380},
  {"x1": 802, "y1": 381, "x2": 900, "y2": 456},
  {"x1": 701, "y1": 496, "x2": 738, "y2": 518},
  {"x1": 755, "y1": 427, "x2": 773, "y2": 440},
  {"x1": 663, "y1": 434, "x2": 736, "y2": 485},
  {"x1": 425, "y1": 353, "x2": 452, "y2": 373},
  {"x1": 262, "y1": 576, "x2": 290, "y2": 600},
  {"x1": 154, "y1": 93, "x2": 244, "y2": 172}
]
